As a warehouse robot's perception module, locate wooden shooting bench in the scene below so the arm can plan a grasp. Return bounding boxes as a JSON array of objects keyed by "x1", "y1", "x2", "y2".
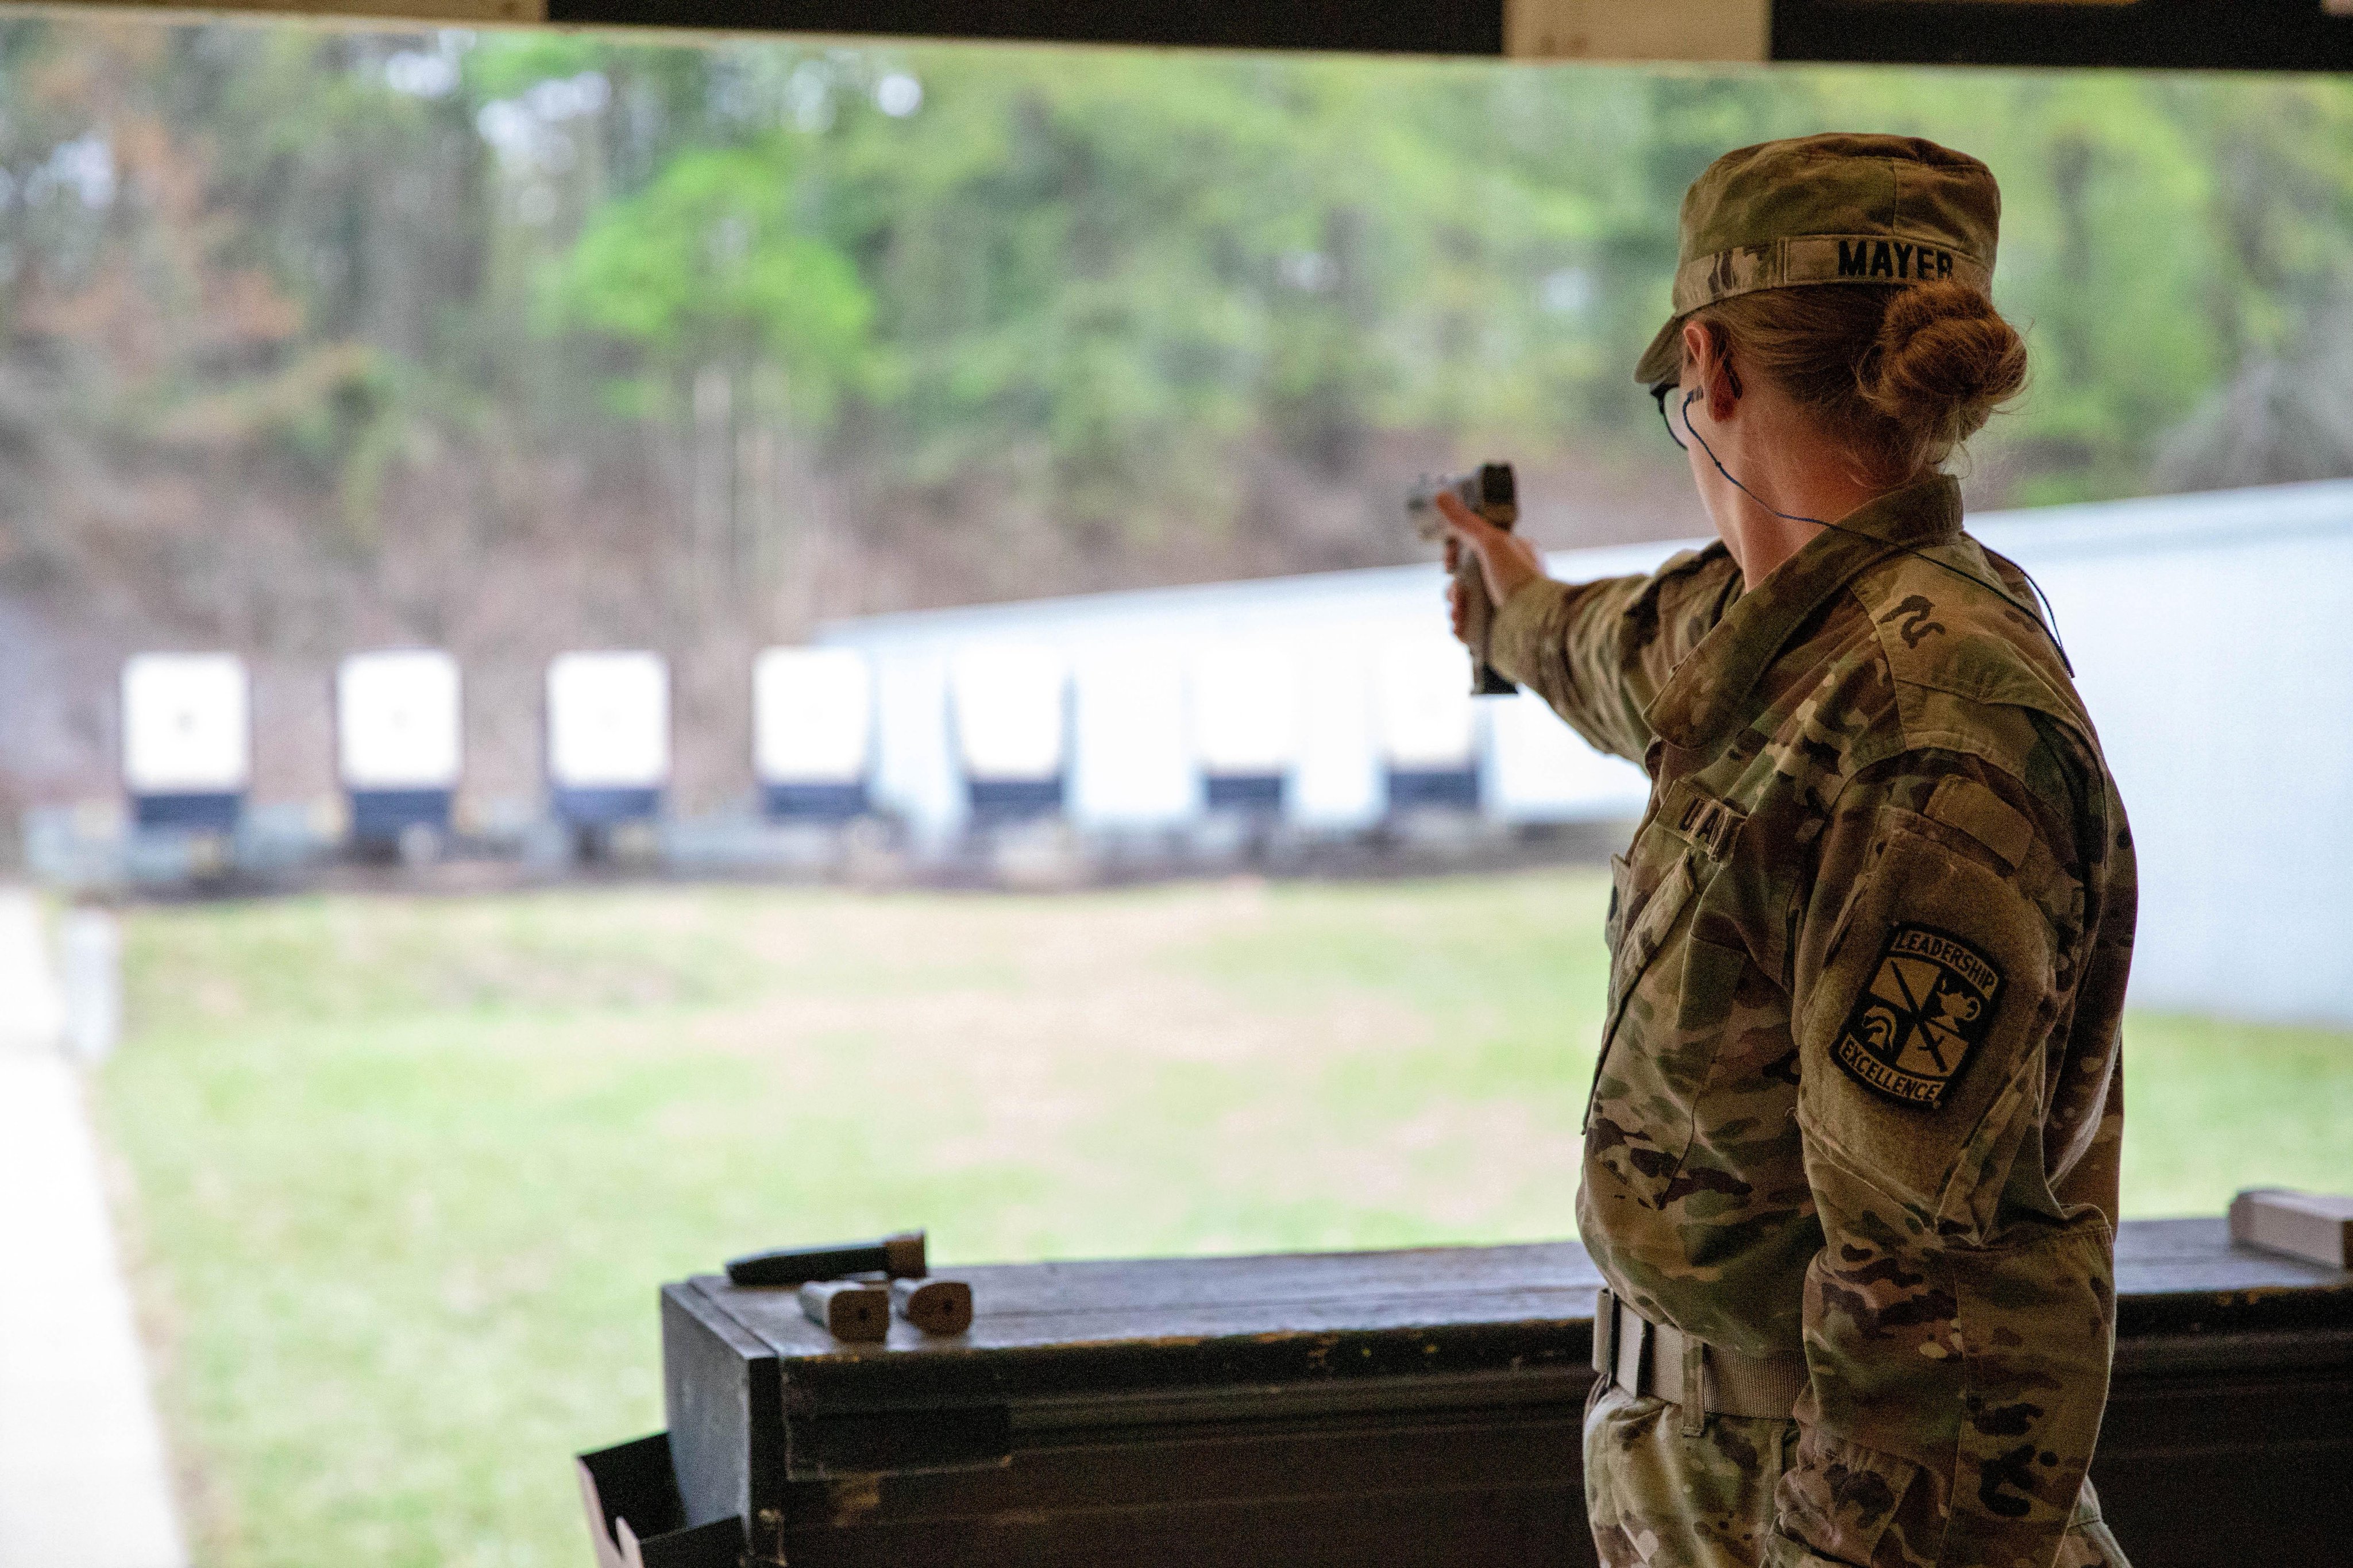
[{"x1": 578, "y1": 1216, "x2": 2353, "y2": 1566}]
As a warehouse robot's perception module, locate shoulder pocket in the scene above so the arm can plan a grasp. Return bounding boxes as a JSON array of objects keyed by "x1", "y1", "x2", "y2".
[
  {"x1": 1797, "y1": 820, "x2": 2059, "y2": 1229},
  {"x1": 1925, "y1": 775, "x2": 2032, "y2": 871}
]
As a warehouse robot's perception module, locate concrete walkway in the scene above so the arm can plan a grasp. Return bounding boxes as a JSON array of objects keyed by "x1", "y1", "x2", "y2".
[{"x1": 0, "y1": 888, "x2": 187, "y2": 1568}]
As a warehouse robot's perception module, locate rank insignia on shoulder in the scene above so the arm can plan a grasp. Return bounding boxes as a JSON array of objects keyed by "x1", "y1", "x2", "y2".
[{"x1": 1831, "y1": 924, "x2": 2003, "y2": 1111}]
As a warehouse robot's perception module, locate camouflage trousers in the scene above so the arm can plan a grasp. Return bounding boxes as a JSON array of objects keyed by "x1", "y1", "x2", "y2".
[{"x1": 1583, "y1": 1380, "x2": 2132, "y2": 1568}]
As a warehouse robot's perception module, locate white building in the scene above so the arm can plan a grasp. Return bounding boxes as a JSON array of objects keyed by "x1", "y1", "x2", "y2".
[
  {"x1": 812, "y1": 541, "x2": 1674, "y2": 845},
  {"x1": 814, "y1": 480, "x2": 2353, "y2": 1024},
  {"x1": 1974, "y1": 482, "x2": 2353, "y2": 1025}
]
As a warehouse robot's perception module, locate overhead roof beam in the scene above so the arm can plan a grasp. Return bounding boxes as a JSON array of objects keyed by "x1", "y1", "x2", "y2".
[{"x1": 37, "y1": 0, "x2": 2353, "y2": 72}]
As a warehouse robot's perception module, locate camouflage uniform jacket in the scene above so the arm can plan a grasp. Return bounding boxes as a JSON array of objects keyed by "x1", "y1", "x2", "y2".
[{"x1": 1488, "y1": 476, "x2": 2136, "y2": 1568}]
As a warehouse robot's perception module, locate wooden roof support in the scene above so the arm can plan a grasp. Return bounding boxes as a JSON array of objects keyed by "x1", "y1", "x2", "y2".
[{"x1": 27, "y1": 0, "x2": 2353, "y2": 73}]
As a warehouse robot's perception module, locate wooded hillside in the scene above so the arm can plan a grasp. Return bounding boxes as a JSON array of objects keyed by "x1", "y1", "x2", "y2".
[{"x1": 3, "y1": 18, "x2": 2350, "y2": 818}]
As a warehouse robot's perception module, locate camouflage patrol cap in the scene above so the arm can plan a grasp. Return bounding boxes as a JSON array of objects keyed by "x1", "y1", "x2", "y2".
[{"x1": 1634, "y1": 133, "x2": 2001, "y2": 388}]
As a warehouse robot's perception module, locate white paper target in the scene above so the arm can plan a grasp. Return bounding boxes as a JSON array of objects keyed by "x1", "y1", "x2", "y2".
[
  {"x1": 546, "y1": 651, "x2": 670, "y2": 789},
  {"x1": 1375, "y1": 634, "x2": 1478, "y2": 769},
  {"x1": 337, "y1": 650, "x2": 461, "y2": 790},
  {"x1": 1189, "y1": 642, "x2": 1301, "y2": 775},
  {"x1": 950, "y1": 643, "x2": 1067, "y2": 781},
  {"x1": 122, "y1": 653, "x2": 250, "y2": 794},
  {"x1": 754, "y1": 647, "x2": 873, "y2": 785},
  {"x1": 1073, "y1": 644, "x2": 1191, "y2": 824}
]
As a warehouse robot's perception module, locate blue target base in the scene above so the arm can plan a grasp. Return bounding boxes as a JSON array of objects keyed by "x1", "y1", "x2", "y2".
[
  {"x1": 967, "y1": 777, "x2": 1064, "y2": 825},
  {"x1": 133, "y1": 791, "x2": 243, "y2": 832},
  {"x1": 1205, "y1": 773, "x2": 1285, "y2": 813},
  {"x1": 762, "y1": 782, "x2": 869, "y2": 822},
  {"x1": 349, "y1": 788, "x2": 453, "y2": 842},
  {"x1": 1386, "y1": 768, "x2": 1480, "y2": 813},
  {"x1": 553, "y1": 786, "x2": 663, "y2": 827}
]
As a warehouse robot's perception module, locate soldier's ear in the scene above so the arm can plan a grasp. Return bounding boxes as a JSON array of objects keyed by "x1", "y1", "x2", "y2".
[
  {"x1": 1705, "y1": 346, "x2": 1742, "y2": 423},
  {"x1": 1683, "y1": 316, "x2": 1742, "y2": 418},
  {"x1": 1679, "y1": 316, "x2": 1714, "y2": 387}
]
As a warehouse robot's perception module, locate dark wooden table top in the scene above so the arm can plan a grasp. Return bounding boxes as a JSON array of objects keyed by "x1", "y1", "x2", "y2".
[{"x1": 681, "y1": 1217, "x2": 2351, "y2": 1413}]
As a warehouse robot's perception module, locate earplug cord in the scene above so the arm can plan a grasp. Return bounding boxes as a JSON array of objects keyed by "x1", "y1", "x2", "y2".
[{"x1": 1666, "y1": 388, "x2": 2073, "y2": 676}]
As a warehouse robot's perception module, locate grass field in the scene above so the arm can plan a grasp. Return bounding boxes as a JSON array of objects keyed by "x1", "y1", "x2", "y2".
[{"x1": 95, "y1": 872, "x2": 2353, "y2": 1568}]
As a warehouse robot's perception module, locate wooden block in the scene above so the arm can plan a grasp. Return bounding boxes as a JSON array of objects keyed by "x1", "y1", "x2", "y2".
[
  {"x1": 2230, "y1": 1189, "x2": 2353, "y2": 1270},
  {"x1": 1505, "y1": 0, "x2": 1769, "y2": 63},
  {"x1": 800, "y1": 1280, "x2": 890, "y2": 1342},
  {"x1": 893, "y1": 1277, "x2": 975, "y2": 1336}
]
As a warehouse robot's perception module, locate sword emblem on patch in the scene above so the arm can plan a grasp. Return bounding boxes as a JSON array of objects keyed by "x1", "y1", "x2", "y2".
[{"x1": 1831, "y1": 924, "x2": 2003, "y2": 1111}]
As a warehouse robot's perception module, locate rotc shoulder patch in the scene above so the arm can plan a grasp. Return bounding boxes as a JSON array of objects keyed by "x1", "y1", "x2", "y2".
[{"x1": 1831, "y1": 924, "x2": 2003, "y2": 1111}]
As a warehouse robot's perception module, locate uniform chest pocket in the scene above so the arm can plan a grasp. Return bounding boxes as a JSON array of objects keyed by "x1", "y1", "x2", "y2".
[
  {"x1": 1603, "y1": 852, "x2": 1634, "y2": 955},
  {"x1": 1584, "y1": 851, "x2": 1748, "y2": 1208},
  {"x1": 1600, "y1": 849, "x2": 1696, "y2": 1035}
]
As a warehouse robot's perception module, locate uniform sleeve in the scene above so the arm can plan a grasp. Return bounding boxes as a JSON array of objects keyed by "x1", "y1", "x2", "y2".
[
  {"x1": 1484, "y1": 544, "x2": 1742, "y2": 764},
  {"x1": 1766, "y1": 751, "x2": 2117, "y2": 1568}
]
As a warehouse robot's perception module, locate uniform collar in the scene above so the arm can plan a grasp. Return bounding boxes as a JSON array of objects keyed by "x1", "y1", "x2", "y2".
[{"x1": 1645, "y1": 474, "x2": 1962, "y2": 750}]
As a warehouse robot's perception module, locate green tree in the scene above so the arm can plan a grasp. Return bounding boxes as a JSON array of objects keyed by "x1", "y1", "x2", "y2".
[{"x1": 550, "y1": 139, "x2": 877, "y2": 422}]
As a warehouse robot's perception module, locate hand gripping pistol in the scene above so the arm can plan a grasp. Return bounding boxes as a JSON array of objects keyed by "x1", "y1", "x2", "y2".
[{"x1": 1406, "y1": 462, "x2": 1519, "y2": 696}]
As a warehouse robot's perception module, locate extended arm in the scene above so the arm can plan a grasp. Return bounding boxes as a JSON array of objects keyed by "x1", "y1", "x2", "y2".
[
  {"x1": 1484, "y1": 549, "x2": 1743, "y2": 764},
  {"x1": 1431, "y1": 489, "x2": 1742, "y2": 764}
]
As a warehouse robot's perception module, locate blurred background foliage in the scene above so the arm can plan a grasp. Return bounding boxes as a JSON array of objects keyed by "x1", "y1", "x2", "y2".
[
  {"x1": 9, "y1": 24, "x2": 2353, "y2": 547},
  {"x1": 5, "y1": 17, "x2": 2353, "y2": 812}
]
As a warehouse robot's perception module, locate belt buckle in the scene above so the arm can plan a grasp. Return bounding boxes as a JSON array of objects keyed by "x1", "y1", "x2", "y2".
[
  {"x1": 1615, "y1": 1301, "x2": 1648, "y2": 1397},
  {"x1": 1678, "y1": 1337, "x2": 1708, "y2": 1436},
  {"x1": 1591, "y1": 1288, "x2": 1617, "y2": 1377}
]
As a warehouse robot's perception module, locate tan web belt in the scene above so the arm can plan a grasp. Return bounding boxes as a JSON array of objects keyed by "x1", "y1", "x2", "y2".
[{"x1": 1591, "y1": 1287, "x2": 1810, "y2": 1422}]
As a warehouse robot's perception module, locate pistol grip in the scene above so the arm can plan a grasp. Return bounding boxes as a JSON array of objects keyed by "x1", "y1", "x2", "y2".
[{"x1": 1454, "y1": 553, "x2": 1517, "y2": 696}]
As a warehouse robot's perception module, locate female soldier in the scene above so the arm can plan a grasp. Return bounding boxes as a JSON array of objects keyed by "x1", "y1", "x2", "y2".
[{"x1": 1436, "y1": 134, "x2": 2136, "y2": 1568}]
